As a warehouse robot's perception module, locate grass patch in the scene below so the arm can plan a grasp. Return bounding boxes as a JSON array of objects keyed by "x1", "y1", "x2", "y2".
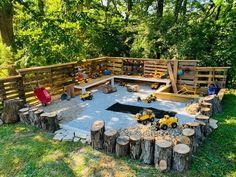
[{"x1": 0, "y1": 91, "x2": 235, "y2": 177}]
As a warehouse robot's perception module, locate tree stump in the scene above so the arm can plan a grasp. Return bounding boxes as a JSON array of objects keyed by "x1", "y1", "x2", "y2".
[
  {"x1": 40, "y1": 112, "x2": 50, "y2": 130},
  {"x1": 175, "y1": 136, "x2": 191, "y2": 146},
  {"x1": 182, "y1": 128, "x2": 195, "y2": 157},
  {"x1": 200, "y1": 102, "x2": 212, "y2": 109},
  {"x1": 1, "y1": 99, "x2": 24, "y2": 123},
  {"x1": 172, "y1": 144, "x2": 191, "y2": 172},
  {"x1": 33, "y1": 109, "x2": 44, "y2": 128},
  {"x1": 18, "y1": 108, "x2": 30, "y2": 124},
  {"x1": 185, "y1": 122, "x2": 201, "y2": 152},
  {"x1": 202, "y1": 95, "x2": 222, "y2": 114},
  {"x1": 104, "y1": 129, "x2": 118, "y2": 153},
  {"x1": 116, "y1": 136, "x2": 130, "y2": 157},
  {"x1": 129, "y1": 134, "x2": 141, "y2": 160},
  {"x1": 47, "y1": 113, "x2": 59, "y2": 132},
  {"x1": 200, "y1": 107, "x2": 212, "y2": 117},
  {"x1": 29, "y1": 107, "x2": 38, "y2": 125},
  {"x1": 154, "y1": 139, "x2": 173, "y2": 172},
  {"x1": 140, "y1": 136, "x2": 155, "y2": 164},
  {"x1": 195, "y1": 115, "x2": 211, "y2": 136},
  {"x1": 91, "y1": 120, "x2": 105, "y2": 150}
]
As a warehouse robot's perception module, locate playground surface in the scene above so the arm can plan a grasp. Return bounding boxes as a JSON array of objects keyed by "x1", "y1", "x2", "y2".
[{"x1": 49, "y1": 84, "x2": 196, "y2": 136}]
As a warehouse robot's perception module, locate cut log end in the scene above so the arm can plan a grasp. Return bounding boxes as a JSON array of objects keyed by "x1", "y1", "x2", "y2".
[
  {"x1": 155, "y1": 139, "x2": 172, "y2": 148},
  {"x1": 91, "y1": 120, "x2": 105, "y2": 132},
  {"x1": 182, "y1": 128, "x2": 195, "y2": 137},
  {"x1": 173, "y1": 144, "x2": 190, "y2": 154}
]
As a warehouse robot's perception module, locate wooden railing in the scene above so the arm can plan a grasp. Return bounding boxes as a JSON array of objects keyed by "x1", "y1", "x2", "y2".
[{"x1": 0, "y1": 57, "x2": 230, "y2": 105}]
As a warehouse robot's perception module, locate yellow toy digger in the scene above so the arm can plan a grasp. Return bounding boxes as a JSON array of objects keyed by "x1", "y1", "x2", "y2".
[
  {"x1": 80, "y1": 91, "x2": 93, "y2": 101},
  {"x1": 143, "y1": 94, "x2": 156, "y2": 103},
  {"x1": 134, "y1": 109, "x2": 155, "y2": 125},
  {"x1": 156, "y1": 115, "x2": 178, "y2": 130}
]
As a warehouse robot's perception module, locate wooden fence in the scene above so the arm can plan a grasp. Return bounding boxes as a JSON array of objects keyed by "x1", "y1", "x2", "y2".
[{"x1": 0, "y1": 57, "x2": 230, "y2": 105}]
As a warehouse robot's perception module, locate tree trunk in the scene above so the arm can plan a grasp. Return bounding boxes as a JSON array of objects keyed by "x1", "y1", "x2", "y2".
[
  {"x1": 91, "y1": 120, "x2": 105, "y2": 150},
  {"x1": 29, "y1": 107, "x2": 39, "y2": 125},
  {"x1": 104, "y1": 128, "x2": 118, "y2": 153},
  {"x1": 18, "y1": 108, "x2": 30, "y2": 124},
  {"x1": 156, "y1": 0, "x2": 164, "y2": 18},
  {"x1": 0, "y1": 3, "x2": 14, "y2": 48},
  {"x1": 172, "y1": 144, "x2": 190, "y2": 172},
  {"x1": 33, "y1": 109, "x2": 44, "y2": 128},
  {"x1": 1, "y1": 99, "x2": 24, "y2": 123},
  {"x1": 40, "y1": 112, "x2": 59, "y2": 132},
  {"x1": 185, "y1": 122, "x2": 201, "y2": 153},
  {"x1": 140, "y1": 136, "x2": 155, "y2": 165},
  {"x1": 129, "y1": 134, "x2": 141, "y2": 160},
  {"x1": 202, "y1": 95, "x2": 222, "y2": 115},
  {"x1": 154, "y1": 139, "x2": 172, "y2": 172},
  {"x1": 116, "y1": 136, "x2": 130, "y2": 157},
  {"x1": 182, "y1": 128, "x2": 195, "y2": 158}
]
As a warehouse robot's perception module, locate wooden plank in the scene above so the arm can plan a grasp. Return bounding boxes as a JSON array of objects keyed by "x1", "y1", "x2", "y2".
[
  {"x1": 173, "y1": 60, "x2": 178, "y2": 81},
  {"x1": 167, "y1": 62, "x2": 178, "y2": 93}
]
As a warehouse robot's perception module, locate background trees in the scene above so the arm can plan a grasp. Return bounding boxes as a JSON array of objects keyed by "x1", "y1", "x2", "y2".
[{"x1": 0, "y1": 0, "x2": 235, "y2": 86}]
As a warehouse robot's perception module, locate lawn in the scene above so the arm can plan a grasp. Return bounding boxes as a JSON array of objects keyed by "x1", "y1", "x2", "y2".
[{"x1": 0, "y1": 91, "x2": 235, "y2": 177}]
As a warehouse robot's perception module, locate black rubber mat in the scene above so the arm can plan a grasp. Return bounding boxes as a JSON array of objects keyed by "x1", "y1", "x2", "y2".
[{"x1": 106, "y1": 102, "x2": 176, "y2": 118}]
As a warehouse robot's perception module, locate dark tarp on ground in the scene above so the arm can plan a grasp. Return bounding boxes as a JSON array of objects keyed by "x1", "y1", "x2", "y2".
[{"x1": 106, "y1": 102, "x2": 176, "y2": 118}]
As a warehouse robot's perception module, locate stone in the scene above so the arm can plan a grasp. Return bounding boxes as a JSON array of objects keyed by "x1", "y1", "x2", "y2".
[
  {"x1": 86, "y1": 135, "x2": 91, "y2": 144},
  {"x1": 209, "y1": 119, "x2": 218, "y2": 129},
  {"x1": 62, "y1": 132, "x2": 75, "y2": 141},
  {"x1": 73, "y1": 137, "x2": 80, "y2": 142},
  {"x1": 81, "y1": 139, "x2": 87, "y2": 144},
  {"x1": 74, "y1": 131, "x2": 87, "y2": 139},
  {"x1": 54, "y1": 129, "x2": 67, "y2": 134},
  {"x1": 53, "y1": 133, "x2": 66, "y2": 141}
]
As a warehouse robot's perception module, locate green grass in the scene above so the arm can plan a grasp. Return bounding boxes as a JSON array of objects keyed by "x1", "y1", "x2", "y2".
[{"x1": 0, "y1": 91, "x2": 236, "y2": 177}]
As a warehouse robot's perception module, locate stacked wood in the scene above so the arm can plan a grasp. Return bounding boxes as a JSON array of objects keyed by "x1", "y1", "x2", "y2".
[
  {"x1": 129, "y1": 134, "x2": 141, "y2": 160},
  {"x1": 91, "y1": 120, "x2": 105, "y2": 150},
  {"x1": 172, "y1": 144, "x2": 191, "y2": 172},
  {"x1": 185, "y1": 122, "x2": 201, "y2": 152},
  {"x1": 182, "y1": 128, "x2": 195, "y2": 157},
  {"x1": 200, "y1": 107, "x2": 212, "y2": 117},
  {"x1": 140, "y1": 136, "x2": 155, "y2": 164},
  {"x1": 40, "y1": 112, "x2": 59, "y2": 132},
  {"x1": 175, "y1": 136, "x2": 191, "y2": 146},
  {"x1": 1, "y1": 99, "x2": 25, "y2": 123},
  {"x1": 154, "y1": 139, "x2": 173, "y2": 172},
  {"x1": 201, "y1": 95, "x2": 222, "y2": 115},
  {"x1": 18, "y1": 108, "x2": 30, "y2": 124},
  {"x1": 195, "y1": 115, "x2": 211, "y2": 137},
  {"x1": 116, "y1": 136, "x2": 130, "y2": 157},
  {"x1": 104, "y1": 129, "x2": 118, "y2": 153}
]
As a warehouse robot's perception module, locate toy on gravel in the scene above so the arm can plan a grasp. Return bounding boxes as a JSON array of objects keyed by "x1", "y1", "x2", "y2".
[
  {"x1": 156, "y1": 115, "x2": 178, "y2": 130},
  {"x1": 134, "y1": 109, "x2": 155, "y2": 125}
]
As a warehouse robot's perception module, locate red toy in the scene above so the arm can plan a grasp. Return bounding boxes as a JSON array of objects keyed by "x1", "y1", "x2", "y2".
[{"x1": 34, "y1": 87, "x2": 51, "y2": 106}]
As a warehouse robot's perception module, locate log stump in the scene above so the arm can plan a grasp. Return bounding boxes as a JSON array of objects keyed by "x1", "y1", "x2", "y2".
[
  {"x1": 200, "y1": 107, "x2": 212, "y2": 117},
  {"x1": 18, "y1": 108, "x2": 30, "y2": 124},
  {"x1": 182, "y1": 128, "x2": 195, "y2": 157},
  {"x1": 91, "y1": 120, "x2": 105, "y2": 150},
  {"x1": 185, "y1": 122, "x2": 201, "y2": 153},
  {"x1": 104, "y1": 129, "x2": 118, "y2": 153},
  {"x1": 140, "y1": 136, "x2": 155, "y2": 164},
  {"x1": 202, "y1": 95, "x2": 222, "y2": 114},
  {"x1": 29, "y1": 107, "x2": 38, "y2": 125},
  {"x1": 40, "y1": 112, "x2": 59, "y2": 132},
  {"x1": 173, "y1": 144, "x2": 191, "y2": 172},
  {"x1": 116, "y1": 136, "x2": 130, "y2": 157},
  {"x1": 130, "y1": 134, "x2": 141, "y2": 160},
  {"x1": 195, "y1": 115, "x2": 211, "y2": 136},
  {"x1": 154, "y1": 139, "x2": 173, "y2": 172},
  {"x1": 1, "y1": 99, "x2": 24, "y2": 123},
  {"x1": 33, "y1": 109, "x2": 44, "y2": 128}
]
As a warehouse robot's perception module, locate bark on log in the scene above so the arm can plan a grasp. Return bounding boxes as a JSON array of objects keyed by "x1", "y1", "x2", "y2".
[
  {"x1": 182, "y1": 128, "x2": 195, "y2": 157},
  {"x1": 40, "y1": 112, "x2": 59, "y2": 132},
  {"x1": 202, "y1": 95, "x2": 222, "y2": 114},
  {"x1": 29, "y1": 108, "x2": 38, "y2": 125},
  {"x1": 172, "y1": 144, "x2": 191, "y2": 172},
  {"x1": 129, "y1": 134, "x2": 141, "y2": 160},
  {"x1": 116, "y1": 136, "x2": 130, "y2": 157},
  {"x1": 195, "y1": 114, "x2": 211, "y2": 136},
  {"x1": 185, "y1": 122, "x2": 201, "y2": 153},
  {"x1": 33, "y1": 109, "x2": 44, "y2": 128},
  {"x1": 1, "y1": 99, "x2": 24, "y2": 123},
  {"x1": 91, "y1": 120, "x2": 105, "y2": 150},
  {"x1": 18, "y1": 108, "x2": 30, "y2": 124},
  {"x1": 200, "y1": 107, "x2": 212, "y2": 117},
  {"x1": 154, "y1": 139, "x2": 173, "y2": 172},
  {"x1": 104, "y1": 129, "x2": 118, "y2": 153},
  {"x1": 140, "y1": 136, "x2": 155, "y2": 164}
]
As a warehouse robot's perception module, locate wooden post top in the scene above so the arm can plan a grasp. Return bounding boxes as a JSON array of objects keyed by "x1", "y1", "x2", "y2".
[
  {"x1": 182, "y1": 128, "x2": 195, "y2": 137},
  {"x1": 104, "y1": 129, "x2": 117, "y2": 136},
  {"x1": 116, "y1": 136, "x2": 130, "y2": 145},
  {"x1": 173, "y1": 144, "x2": 190, "y2": 154},
  {"x1": 155, "y1": 139, "x2": 172, "y2": 148},
  {"x1": 91, "y1": 120, "x2": 105, "y2": 132}
]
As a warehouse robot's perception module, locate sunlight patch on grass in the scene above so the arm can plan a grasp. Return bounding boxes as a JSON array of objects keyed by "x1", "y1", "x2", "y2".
[
  {"x1": 33, "y1": 134, "x2": 47, "y2": 142},
  {"x1": 14, "y1": 127, "x2": 29, "y2": 133},
  {"x1": 40, "y1": 150, "x2": 65, "y2": 164}
]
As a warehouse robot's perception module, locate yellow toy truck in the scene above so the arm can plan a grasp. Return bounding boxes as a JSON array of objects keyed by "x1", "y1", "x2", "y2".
[
  {"x1": 134, "y1": 109, "x2": 155, "y2": 125},
  {"x1": 80, "y1": 91, "x2": 93, "y2": 101},
  {"x1": 151, "y1": 83, "x2": 159, "y2": 89},
  {"x1": 156, "y1": 115, "x2": 178, "y2": 130},
  {"x1": 144, "y1": 94, "x2": 156, "y2": 103}
]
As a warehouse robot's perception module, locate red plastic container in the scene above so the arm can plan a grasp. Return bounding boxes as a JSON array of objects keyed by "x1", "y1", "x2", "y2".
[{"x1": 34, "y1": 87, "x2": 51, "y2": 105}]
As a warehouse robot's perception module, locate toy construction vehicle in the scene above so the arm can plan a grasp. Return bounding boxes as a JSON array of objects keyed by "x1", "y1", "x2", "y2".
[
  {"x1": 151, "y1": 83, "x2": 159, "y2": 89},
  {"x1": 127, "y1": 85, "x2": 140, "y2": 92},
  {"x1": 119, "y1": 82, "x2": 127, "y2": 87},
  {"x1": 80, "y1": 91, "x2": 93, "y2": 101},
  {"x1": 153, "y1": 70, "x2": 166, "y2": 79},
  {"x1": 135, "y1": 109, "x2": 155, "y2": 125},
  {"x1": 156, "y1": 115, "x2": 178, "y2": 130},
  {"x1": 177, "y1": 85, "x2": 198, "y2": 95},
  {"x1": 102, "y1": 85, "x2": 117, "y2": 94},
  {"x1": 144, "y1": 94, "x2": 156, "y2": 103}
]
